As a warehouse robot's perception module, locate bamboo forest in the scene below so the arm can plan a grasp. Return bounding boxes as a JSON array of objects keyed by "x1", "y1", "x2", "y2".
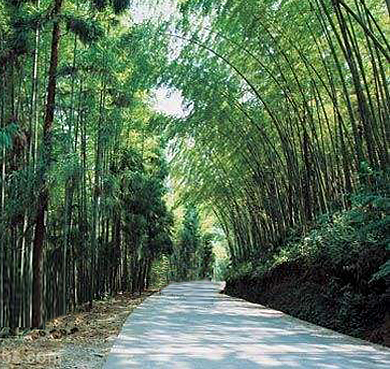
[{"x1": 0, "y1": 0, "x2": 389, "y2": 363}]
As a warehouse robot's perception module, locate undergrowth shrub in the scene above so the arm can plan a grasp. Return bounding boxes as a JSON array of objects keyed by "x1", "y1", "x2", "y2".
[{"x1": 227, "y1": 184, "x2": 389, "y2": 292}]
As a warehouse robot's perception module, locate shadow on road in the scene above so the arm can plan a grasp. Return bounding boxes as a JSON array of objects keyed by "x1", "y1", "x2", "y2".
[{"x1": 104, "y1": 281, "x2": 390, "y2": 368}]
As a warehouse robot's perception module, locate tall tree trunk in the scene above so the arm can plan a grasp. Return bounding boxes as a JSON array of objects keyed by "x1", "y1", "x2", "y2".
[{"x1": 32, "y1": 0, "x2": 63, "y2": 328}]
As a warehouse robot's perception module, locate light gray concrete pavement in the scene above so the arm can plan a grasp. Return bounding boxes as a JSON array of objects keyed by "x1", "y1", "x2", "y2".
[{"x1": 104, "y1": 281, "x2": 390, "y2": 368}]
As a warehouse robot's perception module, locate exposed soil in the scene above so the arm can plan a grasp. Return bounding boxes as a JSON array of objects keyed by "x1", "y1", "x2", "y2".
[
  {"x1": 0, "y1": 291, "x2": 155, "y2": 368},
  {"x1": 224, "y1": 261, "x2": 390, "y2": 348}
]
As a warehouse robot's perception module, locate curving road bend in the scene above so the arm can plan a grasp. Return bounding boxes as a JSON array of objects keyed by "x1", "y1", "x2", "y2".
[{"x1": 104, "y1": 281, "x2": 390, "y2": 368}]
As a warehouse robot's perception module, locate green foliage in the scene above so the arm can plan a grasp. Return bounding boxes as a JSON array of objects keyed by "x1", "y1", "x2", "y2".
[
  {"x1": 0, "y1": 0, "x2": 174, "y2": 327},
  {"x1": 213, "y1": 254, "x2": 230, "y2": 281},
  {"x1": 171, "y1": 207, "x2": 218, "y2": 281},
  {"x1": 371, "y1": 258, "x2": 390, "y2": 282},
  {"x1": 110, "y1": 0, "x2": 131, "y2": 15},
  {"x1": 89, "y1": 0, "x2": 130, "y2": 15},
  {"x1": 0, "y1": 123, "x2": 18, "y2": 150},
  {"x1": 227, "y1": 184, "x2": 389, "y2": 293},
  {"x1": 120, "y1": 146, "x2": 174, "y2": 260},
  {"x1": 196, "y1": 233, "x2": 215, "y2": 279},
  {"x1": 91, "y1": 0, "x2": 107, "y2": 12},
  {"x1": 64, "y1": 15, "x2": 104, "y2": 45},
  {"x1": 172, "y1": 205, "x2": 201, "y2": 281},
  {"x1": 149, "y1": 255, "x2": 171, "y2": 289}
]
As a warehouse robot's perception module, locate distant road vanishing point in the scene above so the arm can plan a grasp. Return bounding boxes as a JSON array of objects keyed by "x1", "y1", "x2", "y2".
[{"x1": 104, "y1": 281, "x2": 390, "y2": 368}]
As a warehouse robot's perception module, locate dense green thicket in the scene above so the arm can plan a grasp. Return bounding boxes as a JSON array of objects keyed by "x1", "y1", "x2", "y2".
[
  {"x1": 0, "y1": 0, "x2": 173, "y2": 329},
  {"x1": 196, "y1": 233, "x2": 215, "y2": 280},
  {"x1": 229, "y1": 174, "x2": 389, "y2": 284},
  {"x1": 171, "y1": 205, "x2": 214, "y2": 281}
]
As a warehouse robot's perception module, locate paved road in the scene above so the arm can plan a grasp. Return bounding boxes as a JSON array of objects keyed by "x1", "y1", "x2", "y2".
[{"x1": 104, "y1": 281, "x2": 390, "y2": 368}]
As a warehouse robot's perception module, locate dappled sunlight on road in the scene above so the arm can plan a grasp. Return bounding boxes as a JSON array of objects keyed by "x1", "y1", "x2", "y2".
[{"x1": 104, "y1": 281, "x2": 390, "y2": 368}]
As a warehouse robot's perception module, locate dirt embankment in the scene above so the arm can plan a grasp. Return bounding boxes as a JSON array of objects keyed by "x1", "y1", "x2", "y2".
[{"x1": 224, "y1": 261, "x2": 389, "y2": 348}]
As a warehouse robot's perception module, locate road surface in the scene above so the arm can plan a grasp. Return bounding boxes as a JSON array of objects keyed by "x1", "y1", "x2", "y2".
[{"x1": 104, "y1": 281, "x2": 390, "y2": 368}]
